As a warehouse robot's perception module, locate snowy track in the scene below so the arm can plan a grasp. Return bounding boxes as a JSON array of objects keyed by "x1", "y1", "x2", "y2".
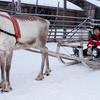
[{"x1": 1, "y1": 43, "x2": 100, "y2": 100}]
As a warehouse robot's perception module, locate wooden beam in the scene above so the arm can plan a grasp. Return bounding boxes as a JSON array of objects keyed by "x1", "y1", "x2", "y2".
[
  {"x1": 63, "y1": 0, "x2": 67, "y2": 39},
  {"x1": 35, "y1": 0, "x2": 38, "y2": 14},
  {"x1": 12, "y1": 0, "x2": 14, "y2": 12}
]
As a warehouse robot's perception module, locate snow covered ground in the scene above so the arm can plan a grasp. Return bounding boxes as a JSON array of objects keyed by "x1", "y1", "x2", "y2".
[{"x1": 1, "y1": 43, "x2": 100, "y2": 100}]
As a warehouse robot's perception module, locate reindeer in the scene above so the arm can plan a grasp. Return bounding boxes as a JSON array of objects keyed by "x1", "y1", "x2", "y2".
[{"x1": 0, "y1": 12, "x2": 51, "y2": 92}]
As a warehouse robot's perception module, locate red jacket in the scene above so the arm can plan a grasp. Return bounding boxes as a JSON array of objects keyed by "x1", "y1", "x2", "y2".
[{"x1": 87, "y1": 34, "x2": 100, "y2": 49}]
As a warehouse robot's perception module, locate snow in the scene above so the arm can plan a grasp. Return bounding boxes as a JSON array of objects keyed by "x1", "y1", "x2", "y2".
[
  {"x1": 0, "y1": 0, "x2": 83, "y2": 11},
  {"x1": 1, "y1": 42, "x2": 100, "y2": 100},
  {"x1": 86, "y1": 0, "x2": 100, "y2": 7}
]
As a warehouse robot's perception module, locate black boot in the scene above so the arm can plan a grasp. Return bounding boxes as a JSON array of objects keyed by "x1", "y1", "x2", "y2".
[
  {"x1": 73, "y1": 48, "x2": 79, "y2": 57},
  {"x1": 93, "y1": 48, "x2": 100, "y2": 58}
]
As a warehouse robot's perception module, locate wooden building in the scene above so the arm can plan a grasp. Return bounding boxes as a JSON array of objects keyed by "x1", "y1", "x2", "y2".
[
  {"x1": 0, "y1": 0, "x2": 83, "y2": 16},
  {"x1": 68, "y1": 0, "x2": 100, "y2": 19}
]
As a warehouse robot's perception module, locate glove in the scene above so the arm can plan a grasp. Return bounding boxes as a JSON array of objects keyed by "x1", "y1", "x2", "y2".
[
  {"x1": 87, "y1": 47, "x2": 92, "y2": 55},
  {"x1": 93, "y1": 48, "x2": 100, "y2": 58},
  {"x1": 97, "y1": 46, "x2": 100, "y2": 49}
]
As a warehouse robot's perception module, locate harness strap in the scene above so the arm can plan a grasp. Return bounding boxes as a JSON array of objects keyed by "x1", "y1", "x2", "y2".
[
  {"x1": 10, "y1": 16, "x2": 21, "y2": 39},
  {"x1": 0, "y1": 14, "x2": 11, "y2": 21},
  {"x1": 0, "y1": 29, "x2": 16, "y2": 38},
  {"x1": 0, "y1": 14, "x2": 21, "y2": 40}
]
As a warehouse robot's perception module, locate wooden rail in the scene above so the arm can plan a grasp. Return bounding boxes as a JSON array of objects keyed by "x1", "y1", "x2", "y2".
[{"x1": 1, "y1": 8, "x2": 100, "y2": 42}]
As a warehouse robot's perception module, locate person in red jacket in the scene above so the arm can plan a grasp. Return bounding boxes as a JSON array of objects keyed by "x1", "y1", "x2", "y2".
[
  {"x1": 86, "y1": 26, "x2": 100, "y2": 57},
  {"x1": 73, "y1": 26, "x2": 100, "y2": 58}
]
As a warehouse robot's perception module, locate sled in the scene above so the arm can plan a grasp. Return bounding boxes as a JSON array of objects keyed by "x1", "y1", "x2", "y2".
[
  {"x1": 56, "y1": 40, "x2": 100, "y2": 70},
  {"x1": 55, "y1": 18, "x2": 100, "y2": 70}
]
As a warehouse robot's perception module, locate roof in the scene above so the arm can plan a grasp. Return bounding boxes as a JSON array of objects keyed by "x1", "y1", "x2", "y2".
[
  {"x1": 0, "y1": 0, "x2": 84, "y2": 11},
  {"x1": 86, "y1": 0, "x2": 100, "y2": 8}
]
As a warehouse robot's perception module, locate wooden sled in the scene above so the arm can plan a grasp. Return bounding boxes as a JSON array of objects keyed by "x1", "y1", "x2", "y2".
[
  {"x1": 55, "y1": 18, "x2": 100, "y2": 70},
  {"x1": 56, "y1": 40, "x2": 100, "y2": 70}
]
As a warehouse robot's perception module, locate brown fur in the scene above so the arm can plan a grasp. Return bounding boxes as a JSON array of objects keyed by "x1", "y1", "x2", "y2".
[
  {"x1": 26, "y1": 38, "x2": 36, "y2": 45},
  {"x1": 38, "y1": 26, "x2": 48, "y2": 47}
]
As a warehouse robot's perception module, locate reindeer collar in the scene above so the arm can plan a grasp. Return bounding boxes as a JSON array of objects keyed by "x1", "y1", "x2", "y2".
[{"x1": 0, "y1": 14, "x2": 21, "y2": 40}]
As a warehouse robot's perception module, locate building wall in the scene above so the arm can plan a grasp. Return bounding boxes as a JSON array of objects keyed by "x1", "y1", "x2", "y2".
[
  {"x1": 0, "y1": 2, "x2": 11, "y2": 10},
  {"x1": 95, "y1": 8, "x2": 100, "y2": 19},
  {"x1": 68, "y1": 0, "x2": 100, "y2": 19}
]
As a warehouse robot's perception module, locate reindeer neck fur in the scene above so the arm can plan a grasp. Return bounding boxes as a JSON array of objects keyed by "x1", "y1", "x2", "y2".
[{"x1": 0, "y1": 12, "x2": 16, "y2": 51}]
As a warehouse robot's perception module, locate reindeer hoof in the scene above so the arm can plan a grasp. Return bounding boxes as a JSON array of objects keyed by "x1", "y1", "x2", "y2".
[
  {"x1": 36, "y1": 74, "x2": 44, "y2": 80},
  {"x1": 1, "y1": 87, "x2": 12, "y2": 93},
  {"x1": 44, "y1": 72, "x2": 49, "y2": 76},
  {"x1": 35, "y1": 77, "x2": 44, "y2": 81},
  {"x1": 44, "y1": 69, "x2": 51, "y2": 76},
  {"x1": 1, "y1": 90, "x2": 9, "y2": 93},
  {"x1": 0, "y1": 82, "x2": 12, "y2": 93}
]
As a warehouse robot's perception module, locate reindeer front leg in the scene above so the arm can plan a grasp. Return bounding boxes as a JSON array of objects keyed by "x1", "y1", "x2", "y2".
[
  {"x1": 5, "y1": 51, "x2": 13, "y2": 92},
  {"x1": 1, "y1": 50, "x2": 13, "y2": 92},
  {"x1": 0, "y1": 51, "x2": 6, "y2": 90}
]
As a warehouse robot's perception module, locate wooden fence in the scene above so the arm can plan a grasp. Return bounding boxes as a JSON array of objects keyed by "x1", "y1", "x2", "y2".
[
  {"x1": 47, "y1": 15, "x2": 100, "y2": 42},
  {"x1": 0, "y1": 8, "x2": 100, "y2": 42}
]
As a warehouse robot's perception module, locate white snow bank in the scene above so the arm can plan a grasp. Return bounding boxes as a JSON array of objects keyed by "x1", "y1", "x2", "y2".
[{"x1": 0, "y1": 43, "x2": 100, "y2": 100}]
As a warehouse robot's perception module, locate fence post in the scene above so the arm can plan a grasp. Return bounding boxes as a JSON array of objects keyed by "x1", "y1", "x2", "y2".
[
  {"x1": 63, "y1": 0, "x2": 67, "y2": 39},
  {"x1": 57, "y1": 1, "x2": 60, "y2": 15},
  {"x1": 35, "y1": 0, "x2": 38, "y2": 14},
  {"x1": 54, "y1": 28, "x2": 57, "y2": 42},
  {"x1": 54, "y1": 2, "x2": 60, "y2": 42},
  {"x1": 17, "y1": 0, "x2": 21, "y2": 13},
  {"x1": 12, "y1": 0, "x2": 14, "y2": 12},
  {"x1": 88, "y1": 31, "x2": 92, "y2": 41}
]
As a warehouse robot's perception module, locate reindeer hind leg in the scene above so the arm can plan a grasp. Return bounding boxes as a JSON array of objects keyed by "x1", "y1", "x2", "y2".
[
  {"x1": 36, "y1": 51, "x2": 46, "y2": 80},
  {"x1": 44, "y1": 47, "x2": 51, "y2": 76},
  {"x1": 0, "y1": 51, "x2": 6, "y2": 90},
  {"x1": 1, "y1": 50, "x2": 13, "y2": 92}
]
